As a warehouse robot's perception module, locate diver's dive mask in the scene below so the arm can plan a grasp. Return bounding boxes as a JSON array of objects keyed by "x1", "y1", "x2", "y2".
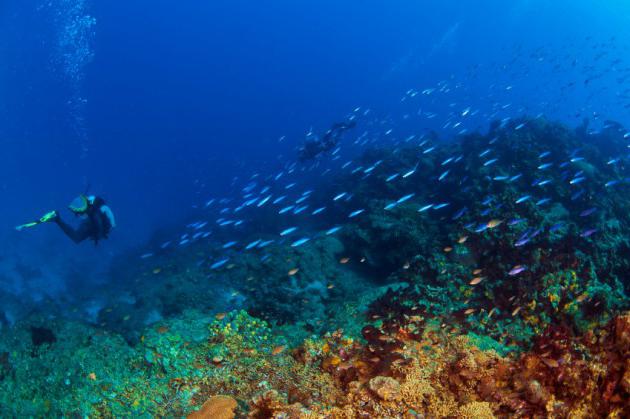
[{"x1": 69, "y1": 195, "x2": 94, "y2": 215}]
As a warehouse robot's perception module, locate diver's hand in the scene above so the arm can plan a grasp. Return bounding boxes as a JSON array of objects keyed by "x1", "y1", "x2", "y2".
[{"x1": 40, "y1": 210, "x2": 59, "y2": 223}]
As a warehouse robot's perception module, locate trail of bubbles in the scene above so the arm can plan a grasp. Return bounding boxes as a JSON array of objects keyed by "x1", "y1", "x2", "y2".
[{"x1": 49, "y1": 0, "x2": 96, "y2": 159}]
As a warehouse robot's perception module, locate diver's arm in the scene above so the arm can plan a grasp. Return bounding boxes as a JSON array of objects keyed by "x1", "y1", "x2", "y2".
[{"x1": 54, "y1": 216, "x2": 91, "y2": 244}]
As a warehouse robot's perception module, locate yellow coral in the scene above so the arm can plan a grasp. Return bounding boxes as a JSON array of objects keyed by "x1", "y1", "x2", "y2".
[{"x1": 457, "y1": 401, "x2": 496, "y2": 419}]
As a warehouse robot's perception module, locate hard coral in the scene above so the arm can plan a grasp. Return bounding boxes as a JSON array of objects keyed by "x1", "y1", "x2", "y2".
[
  {"x1": 369, "y1": 376, "x2": 401, "y2": 401},
  {"x1": 186, "y1": 395, "x2": 237, "y2": 419}
]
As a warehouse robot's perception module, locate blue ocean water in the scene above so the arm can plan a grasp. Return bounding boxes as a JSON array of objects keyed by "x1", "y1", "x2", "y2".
[
  {"x1": 4, "y1": 1, "x2": 630, "y2": 415},
  {"x1": 1, "y1": 0, "x2": 630, "y2": 351}
]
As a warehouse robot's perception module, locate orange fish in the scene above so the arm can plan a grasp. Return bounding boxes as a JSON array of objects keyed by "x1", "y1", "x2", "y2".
[
  {"x1": 272, "y1": 345, "x2": 286, "y2": 356},
  {"x1": 464, "y1": 308, "x2": 476, "y2": 315},
  {"x1": 215, "y1": 313, "x2": 227, "y2": 320},
  {"x1": 511, "y1": 306, "x2": 522, "y2": 316},
  {"x1": 288, "y1": 268, "x2": 299, "y2": 276},
  {"x1": 472, "y1": 268, "x2": 483, "y2": 275},
  {"x1": 469, "y1": 277, "x2": 484, "y2": 285},
  {"x1": 486, "y1": 219, "x2": 503, "y2": 229},
  {"x1": 339, "y1": 257, "x2": 350, "y2": 264},
  {"x1": 576, "y1": 293, "x2": 588, "y2": 303},
  {"x1": 443, "y1": 246, "x2": 453, "y2": 253},
  {"x1": 458, "y1": 235, "x2": 469, "y2": 244}
]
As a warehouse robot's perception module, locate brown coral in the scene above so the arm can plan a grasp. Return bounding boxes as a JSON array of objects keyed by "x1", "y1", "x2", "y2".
[
  {"x1": 369, "y1": 376, "x2": 402, "y2": 401},
  {"x1": 186, "y1": 395, "x2": 238, "y2": 419}
]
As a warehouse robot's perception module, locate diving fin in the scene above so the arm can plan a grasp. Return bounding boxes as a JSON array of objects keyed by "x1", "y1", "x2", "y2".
[{"x1": 15, "y1": 210, "x2": 58, "y2": 231}]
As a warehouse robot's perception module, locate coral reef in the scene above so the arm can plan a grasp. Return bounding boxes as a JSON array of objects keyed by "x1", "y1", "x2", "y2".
[{"x1": 1, "y1": 117, "x2": 629, "y2": 416}]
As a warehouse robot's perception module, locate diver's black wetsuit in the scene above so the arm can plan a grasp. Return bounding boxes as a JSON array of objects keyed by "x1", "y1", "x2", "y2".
[
  {"x1": 55, "y1": 199, "x2": 113, "y2": 244},
  {"x1": 299, "y1": 121, "x2": 356, "y2": 162}
]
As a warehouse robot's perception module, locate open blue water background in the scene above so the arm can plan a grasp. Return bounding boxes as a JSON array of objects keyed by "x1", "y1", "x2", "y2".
[{"x1": 1, "y1": 0, "x2": 629, "y2": 306}]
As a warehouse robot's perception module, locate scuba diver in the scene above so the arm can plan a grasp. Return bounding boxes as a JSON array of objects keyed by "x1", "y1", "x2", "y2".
[
  {"x1": 298, "y1": 120, "x2": 357, "y2": 162},
  {"x1": 16, "y1": 195, "x2": 116, "y2": 245}
]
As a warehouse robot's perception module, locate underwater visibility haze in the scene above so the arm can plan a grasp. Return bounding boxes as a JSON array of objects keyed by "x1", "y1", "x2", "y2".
[{"x1": 1, "y1": 0, "x2": 630, "y2": 416}]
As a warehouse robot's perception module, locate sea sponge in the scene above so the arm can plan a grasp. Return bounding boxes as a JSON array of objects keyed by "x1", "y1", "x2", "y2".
[
  {"x1": 369, "y1": 376, "x2": 402, "y2": 401},
  {"x1": 186, "y1": 395, "x2": 237, "y2": 419}
]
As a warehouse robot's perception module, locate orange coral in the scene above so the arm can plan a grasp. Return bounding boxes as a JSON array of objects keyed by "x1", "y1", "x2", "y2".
[
  {"x1": 186, "y1": 395, "x2": 238, "y2": 419},
  {"x1": 180, "y1": 312, "x2": 629, "y2": 418}
]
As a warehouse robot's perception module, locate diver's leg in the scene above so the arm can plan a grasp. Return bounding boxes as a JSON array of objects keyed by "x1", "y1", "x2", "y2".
[{"x1": 54, "y1": 217, "x2": 89, "y2": 243}]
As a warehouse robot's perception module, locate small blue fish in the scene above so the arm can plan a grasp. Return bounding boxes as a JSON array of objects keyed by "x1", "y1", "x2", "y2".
[
  {"x1": 312, "y1": 207, "x2": 326, "y2": 215},
  {"x1": 536, "y1": 198, "x2": 551, "y2": 206},
  {"x1": 272, "y1": 195, "x2": 286, "y2": 204},
  {"x1": 245, "y1": 240, "x2": 261, "y2": 250},
  {"x1": 452, "y1": 207, "x2": 468, "y2": 220},
  {"x1": 580, "y1": 207, "x2": 597, "y2": 217},
  {"x1": 333, "y1": 192, "x2": 347, "y2": 201},
  {"x1": 291, "y1": 237, "x2": 310, "y2": 247},
  {"x1": 402, "y1": 166, "x2": 417, "y2": 178},
  {"x1": 580, "y1": 228, "x2": 598, "y2": 238},
  {"x1": 418, "y1": 204, "x2": 433, "y2": 212},
  {"x1": 571, "y1": 189, "x2": 585, "y2": 200},
  {"x1": 605, "y1": 180, "x2": 620, "y2": 188},
  {"x1": 479, "y1": 148, "x2": 492, "y2": 158},
  {"x1": 537, "y1": 179, "x2": 552, "y2": 186},
  {"x1": 279, "y1": 205, "x2": 295, "y2": 214},
  {"x1": 515, "y1": 195, "x2": 531, "y2": 204},
  {"x1": 397, "y1": 193, "x2": 415, "y2": 204},
  {"x1": 508, "y1": 173, "x2": 523, "y2": 182},
  {"x1": 508, "y1": 218, "x2": 525, "y2": 226},
  {"x1": 549, "y1": 222, "x2": 564, "y2": 232},
  {"x1": 537, "y1": 163, "x2": 553, "y2": 170},
  {"x1": 386, "y1": 173, "x2": 400, "y2": 182},
  {"x1": 280, "y1": 227, "x2": 298, "y2": 236},
  {"x1": 293, "y1": 205, "x2": 308, "y2": 214},
  {"x1": 257, "y1": 240, "x2": 274, "y2": 248},
  {"x1": 514, "y1": 238, "x2": 530, "y2": 247},
  {"x1": 474, "y1": 224, "x2": 488, "y2": 233},
  {"x1": 538, "y1": 151, "x2": 551, "y2": 159},
  {"x1": 438, "y1": 170, "x2": 450, "y2": 181},
  {"x1": 483, "y1": 158, "x2": 498, "y2": 167},
  {"x1": 210, "y1": 258, "x2": 229, "y2": 270},
  {"x1": 222, "y1": 241, "x2": 237, "y2": 249},
  {"x1": 384, "y1": 202, "x2": 398, "y2": 211},
  {"x1": 433, "y1": 202, "x2": 450, "y2": 210},
  {"x1": 569, "y1": 176, "x2": 586, "y2": 185},
  {"x1": 325, "y1": 226, "x2": 342, "y2": 235},
  {"x1": 348, "y1": 209, "x2": 365, "y2": 218},
  {"x1": 508, "y1": 265, "x2": 527, "y2": 275}
]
